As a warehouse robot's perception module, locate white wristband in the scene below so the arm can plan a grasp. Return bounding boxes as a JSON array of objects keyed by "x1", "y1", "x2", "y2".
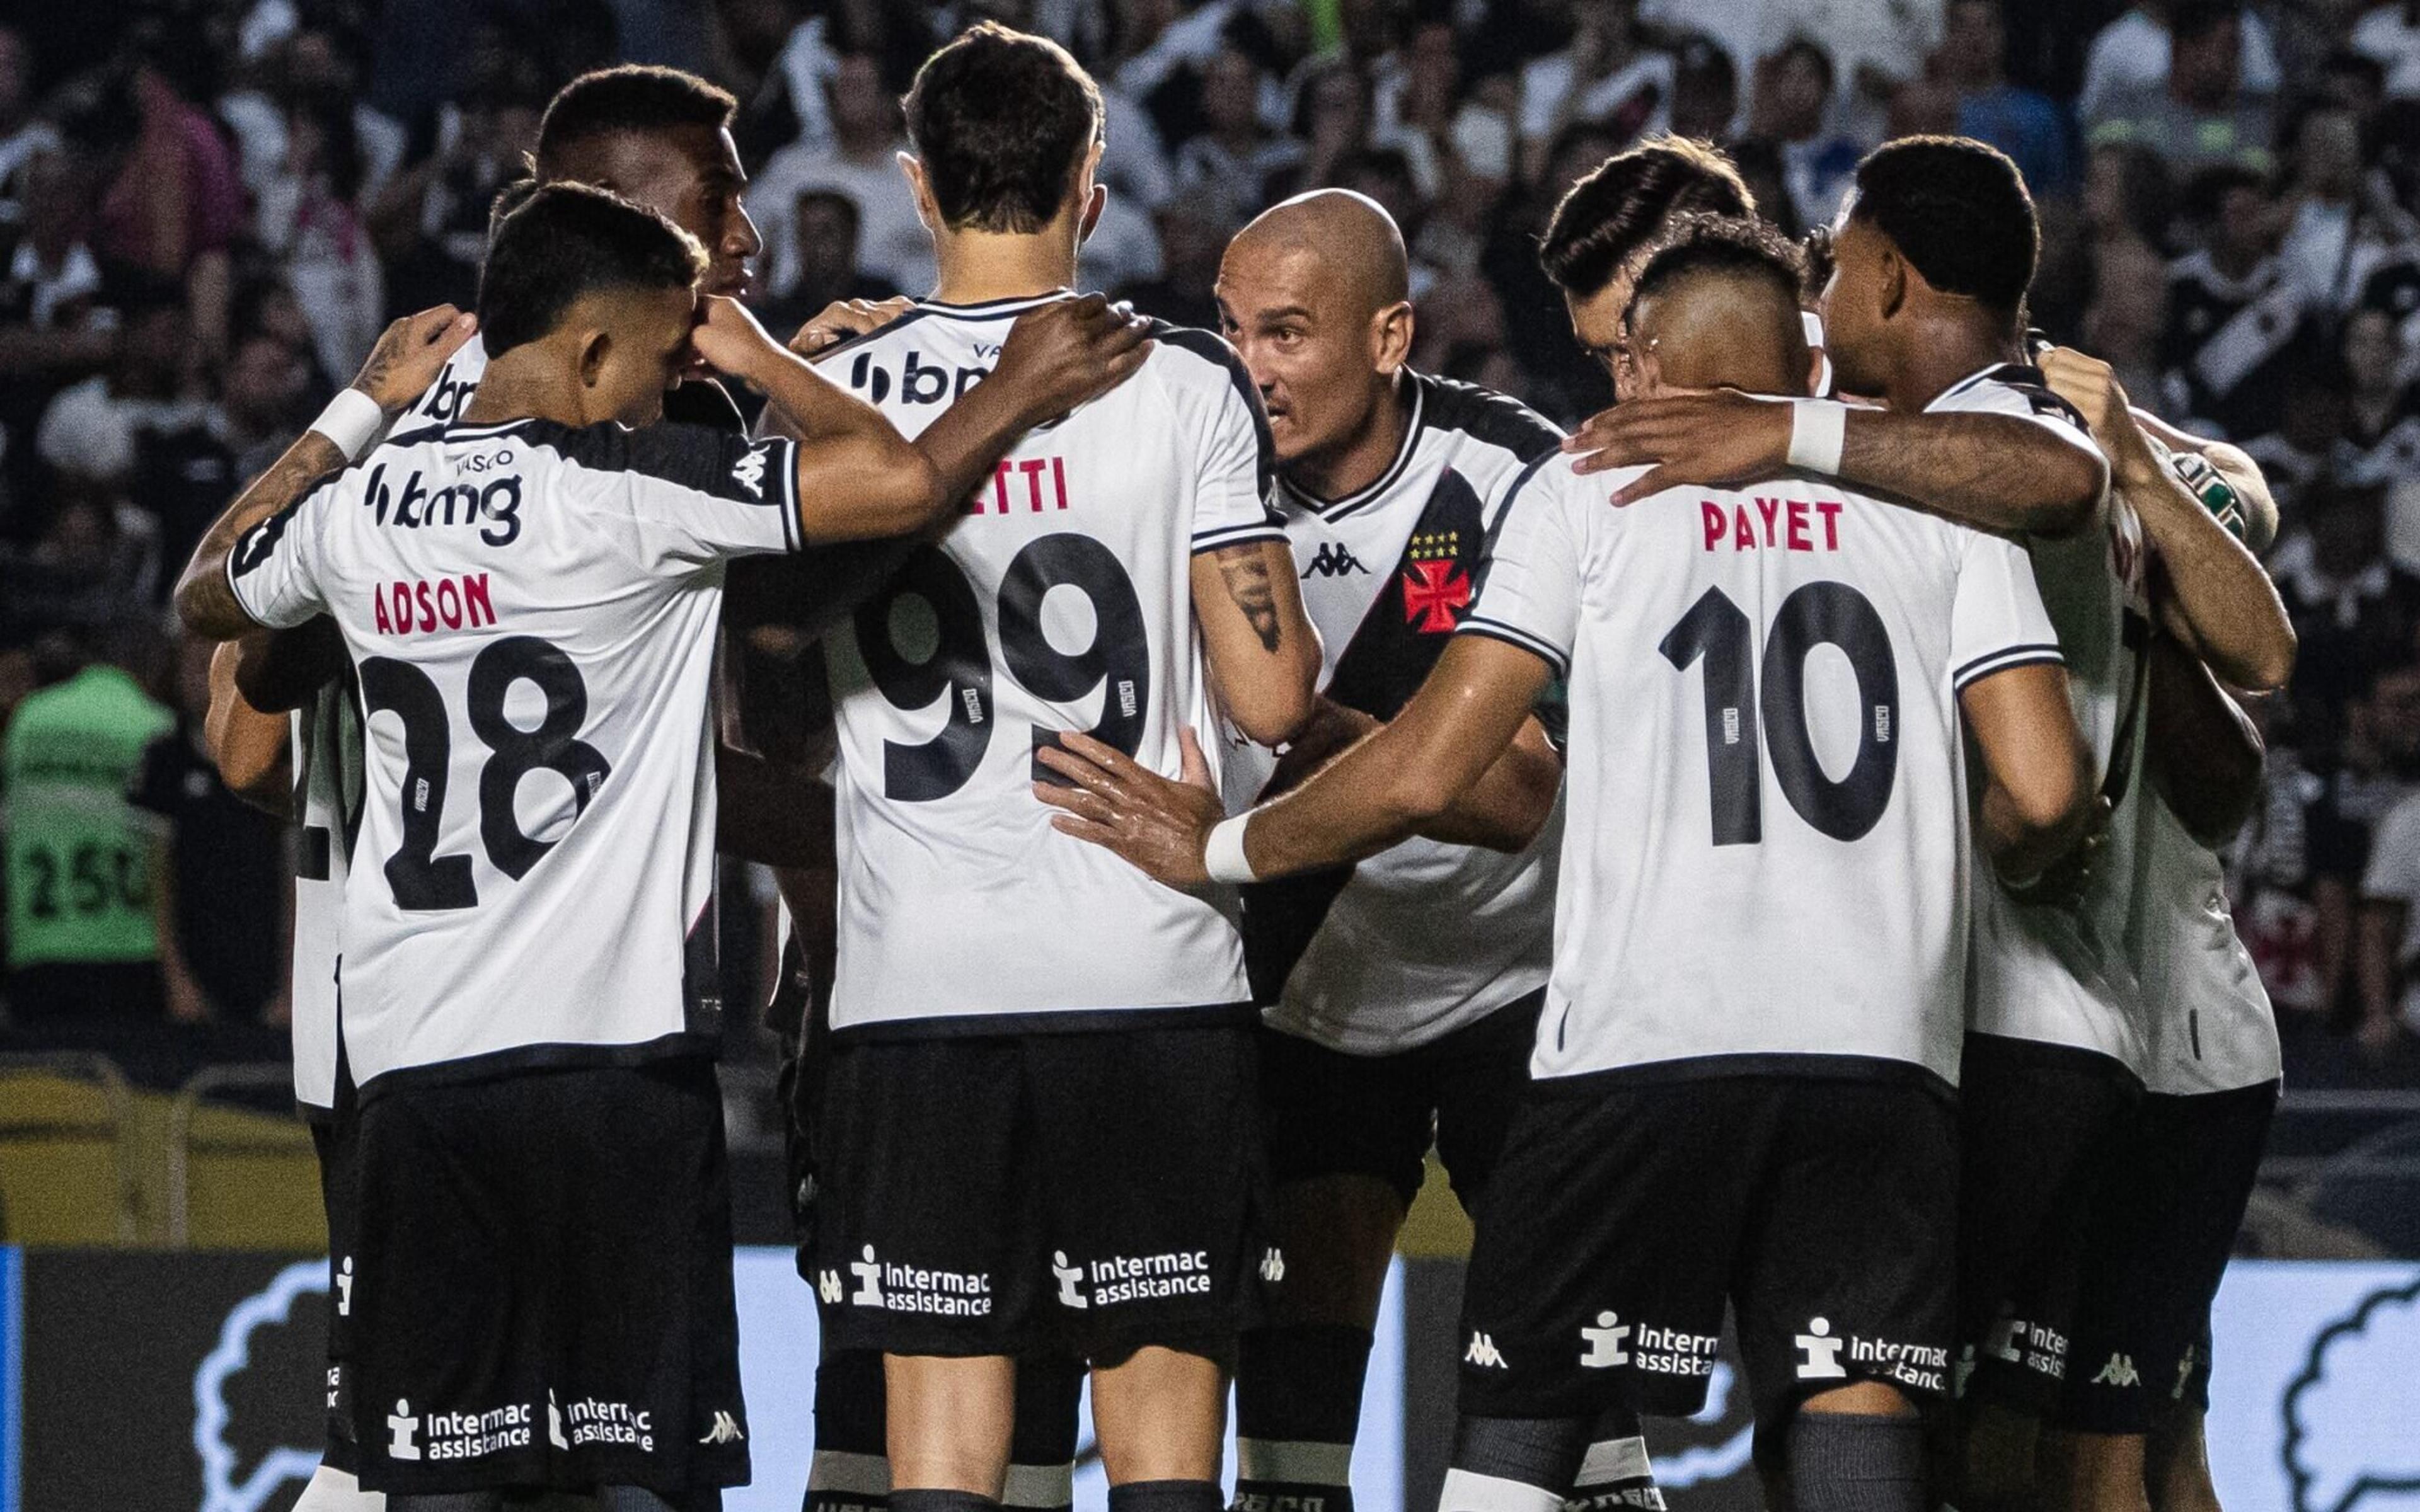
[
  {"x1": 309, "y1": 387, "x2": 387, "y2": 463},
  {"x1": 1785, "y1": 398, "x2": 1848, "y2": 476},
  {"x1": 1204, "y1": 815, "x2": 1258, "y2": 885}
]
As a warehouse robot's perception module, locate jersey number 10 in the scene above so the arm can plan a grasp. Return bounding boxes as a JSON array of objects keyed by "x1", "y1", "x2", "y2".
[
  {"x1": 858, "y1": 536, "x2": 1150, "y2": 801},
  {"x1": 1660, "y1": 581, "x2": 1901, "y2": 846}
]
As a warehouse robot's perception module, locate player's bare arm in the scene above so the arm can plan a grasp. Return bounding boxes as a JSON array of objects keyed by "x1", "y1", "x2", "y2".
[
  {"x1": 2128, "y1": 408, "x2": 2279, "y2": 551},
  {"x1": 205, "y1": 639, "x2": 293, "y2": 814},
  {"x1": 786, "y1": 295, "x2": 918, "y2": 360},
  {"x1": 176, "y1": 306, "x2": 481, "y2": 638},
  {"x1": 701, "y1": 293, "x2": 1150, "y2": 541},
  {"x1": 2145, "y1": 629, "x2": 2266, "y2": 849},
  {"x1": 1037, "y1": 635, "x2": 1548, "y2": 886},
  {"x1": 2040, "y1": 347, "x2": 2295, "y2": 692},
  {"x1": 1958, "y1": 659, "x2": 2096, "y2": 883},
  {"x1": 1264, "y1": 697, "x2": 1563, "y2": 852},
  {"x1": 1564, "y1": 390, "x2": 2109, "y2": 536},
  {"x1": 1194, "y1": 538, "x2": 1322, "y2": 745}
]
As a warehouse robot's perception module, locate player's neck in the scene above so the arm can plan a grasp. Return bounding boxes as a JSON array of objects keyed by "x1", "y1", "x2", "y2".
[
  {"x1": 1288, "y1": 370, "x2": 1413, "y2": 501},
  {"x1": 929, "y1": 223, "x2": 1083, "y2": 306},
  {"x1": 1877, "y1": 315, "x2": 2025, "y2": 414},
  {"x1": 461, "y1": 358, "x2": 588, "y2": 429}
]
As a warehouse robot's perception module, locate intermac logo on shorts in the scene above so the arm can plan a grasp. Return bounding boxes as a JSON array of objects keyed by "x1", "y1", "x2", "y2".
[
  {"x1": 1577, "y1": 1313, "x2": 1719, "y2": 1379},
  {"x1": 548, "y1": 1389, "x2": 655, "y2": 1452},
  {"x1": 821, "y1": 1245, "x2": 993, "y2": 1316},
  {"x1": 1052, "y1": 1249, "x2": 1214, "y2": 1309},
  {"x1": 1794, "y1": 1317, "x2": 1949, "y2": 1393},
  {"x1": 386, "y1": 1397, "x2": 534, "y2": 1462},
  {"x1": 1983, "y1": 1312, "x2": 2071, "y2": 1380}
]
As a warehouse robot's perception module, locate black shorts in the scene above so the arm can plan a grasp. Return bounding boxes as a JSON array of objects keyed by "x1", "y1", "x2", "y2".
[
  {"x1": 1957, "y1": 1033, "x2": 2140, "y2": 1413},
  {"x1": 1457, "y1": 1069, "x2": 1957, "y2": 1428},
  {"x1": 1259, "y1": 990, "x2": 1543, "y2": 1211},
  {"x1": 2055, "y1": 1080, "x2": 2278, "y2": 1434},
  {"x1": 348, "y1": 1059, "x2": 749, "y2": 1497},
  {"x1": 309, "y1": 1113, "x2": 362, "y2": 1475},
  {"x1": 808, "y1": 1021, "x2": 1269, "y2": 1364}
]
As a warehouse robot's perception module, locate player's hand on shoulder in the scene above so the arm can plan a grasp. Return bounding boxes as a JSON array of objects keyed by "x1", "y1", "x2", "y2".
[
  {"x1": 352, "y1": 305, "x2": 479, "y2": 418},
  {"x1": 1563, "y1": 387, "x2": 1794, "y2": 507},
  {"x1": 691, "y1": 294, "x2": 786, "y2": 381},
  {"x1": 2037, "y1": 346, "x2": 2141, "y2": 458},
  {"x1": 1034, "y1": 727, "x2": 1222, "y2": 890},
  {"x1": 788, "y1": 296, "x2": 916, "y2": 358},
  {"x1": 992, "y1": 294, "x2": 1153, "y2": 427}
]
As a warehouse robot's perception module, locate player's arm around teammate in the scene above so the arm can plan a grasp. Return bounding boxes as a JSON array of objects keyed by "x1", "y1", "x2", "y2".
[{"x1": 2037, "y1": 346, "x2": 2295, "y2": 694}]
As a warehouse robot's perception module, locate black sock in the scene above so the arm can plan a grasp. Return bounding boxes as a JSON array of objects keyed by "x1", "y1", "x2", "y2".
[
  {"x1": 1005, "y1": 1355, "x2": 1083, "y2": 1512},
  {"x1": 1233, "y1": 1324, "x2": 1372, "y2": 1512},
  {"x1": 1786, "y1": 1411, "x2": 1927, "y2": 1512},
  {"x1": 596, "y1": 1489, "x2": 680, "y2": 1512},
  {"x1": 388, "y1": 1496, "x2": 503, "y2": 1512},
  {"x1": 1564, "y1": 1402, "x2": 1664, "y2": 1511},
  {"x1": 889, "y1": 1492, "x2": 1000, "y2": 1512},
  {"x1": 1110, "y1": 1479, "x2": 1223, "y2": 1512},
  {"x1": 809, "y1": 1349, "x2": 889, "y2": 1512},
  {"x1": 1441, "y1": 1414, "x2": 1593, "y2": 1512}
]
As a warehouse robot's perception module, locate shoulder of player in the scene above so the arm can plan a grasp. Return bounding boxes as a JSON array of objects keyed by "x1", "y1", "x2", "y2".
[
  {"x1": 1496, "y1": 449, "x2": 1646, "y2": 524},
  {"x1": 477, "y1": 418, "x2": 776, "y2": 501},
  {"x1": 1927, "y1": 364, "x2": 2092, "y2": 430},
  {"x1": 804, "y1": 306, "x2": 943, "y2": 367},
  {"x1": 1409, "y1": 370, "x2": 1564, "y2": 464},
  {"x1": 1139, "y1": 319, "x2": 1256, "y2": 411}
]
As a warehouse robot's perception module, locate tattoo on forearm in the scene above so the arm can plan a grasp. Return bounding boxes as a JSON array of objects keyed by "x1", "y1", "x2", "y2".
[
  {"x1": 1214, "y1": 544, "x2": 1282, "y2": 652},
  {"x1": 182, "y1": 432, "x2": 347, "y2": 633}
]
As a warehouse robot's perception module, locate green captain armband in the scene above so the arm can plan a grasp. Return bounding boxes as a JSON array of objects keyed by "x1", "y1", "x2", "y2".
[{"x1": 2162, "y1": 444, "x2": 2248, "y2": 542}]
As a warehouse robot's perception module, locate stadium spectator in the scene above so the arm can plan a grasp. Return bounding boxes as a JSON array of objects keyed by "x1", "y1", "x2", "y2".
[
  {"x1": 2354, "y1": 0, "x2": 2420, "y2": 96},
  {"x1": 2339, "y1": 305, "x2": 2420, "y2": 484},
  {"x1": 2162, "y1": 163, "x2": 2316, "y2": 441},
  {"x1": 1746, "y1": 36, "x2": 1862, "y2": 229},
  {"x1": 1, "y1": 628, "x2": 172, "y2": 1023},
  {"x1": 2078, "y1": 0, "x2": 2285, "y2": 121},
  {"x1": 129, "y1": 633, "x2": 287, "y2": 1026},
  {"x1": 1937, "y1": 0, "x2": 2077, "y2": 201},
  {"x1": 755, "y1": 51, "x2": 935, "y2": 300},
  {"x1": 0, "y1": 25, "x2": 59, "y2": 235},
  {"x1": 2087, "y1": 1, "x2": 2279, "y2": 176}
]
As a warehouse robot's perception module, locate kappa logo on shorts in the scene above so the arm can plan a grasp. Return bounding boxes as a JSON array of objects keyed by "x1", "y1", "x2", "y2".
[
  {"x1": 1465, "y1": 1331, "x2": 1508, "y2": 1368},
  {"x1": 731, "y1": 445, "x2": 770, "y2": 499},
  {"x1": 1053, "y1": 1251, "x2": 1089, "y2": 1309},
  {"x1": 2092, "y1": 1353, "x2": 2142, "y2": 1388},
  {"x1": 817, "y1": 1268, "x2": 844, "y2": 1304},
  {"x1": 1259, "y1": 1247, "x2": 1286, "y2": 1283},
  {"x1": 1581, "y1": 1311, "x2": 1634, "y2": 1368},
  {"x1": 698, "y1": 1411, "x2": 745, "y2": 1446},
  {"x1": 1795, "y1": 1317, "x2": 1950, "y2": 1393}
]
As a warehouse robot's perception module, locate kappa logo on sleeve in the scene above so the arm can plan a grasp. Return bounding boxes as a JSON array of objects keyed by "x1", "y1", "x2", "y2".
[{"x1": 731, "y1": 445, "x2": 770, "y2": 499}]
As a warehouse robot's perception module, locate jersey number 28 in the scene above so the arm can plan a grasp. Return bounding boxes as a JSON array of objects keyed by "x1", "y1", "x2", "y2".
[
  {"x1": 359, "y1": 637, "x2": 611, "y2": 910},
  {"x1": 1661, "y1": 581, "x2": 1900, "y2": 846},
  {"x1": 857, "y1": 537, "x2": 1149, "y2": 801}
]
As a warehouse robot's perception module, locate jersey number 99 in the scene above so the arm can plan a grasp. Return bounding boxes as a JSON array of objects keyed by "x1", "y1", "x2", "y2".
[{"x1": 856, "y1": 536, "x2": 1150, "y2": 801}]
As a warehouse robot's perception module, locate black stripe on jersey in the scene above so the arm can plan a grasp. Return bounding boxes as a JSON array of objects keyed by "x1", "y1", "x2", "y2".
[
  {"x1": 517, "y1": 418, "x2": 801, "y2": 513},
  {"x1": 1951, "y1": 643, "x2": 2066, "y2": 690},
  {"x1": 1191, "y1": 520, "x2": 1291, "y2": 554},
  {"x1": 833, "y1": 999, "x2": 1259, "y2": 1043},
  {"x1": 916, "y1": 290, "x2": 1073, "y2": 318},
  {"x1": 1525, "y1": 1049, "x2": 1957, "y2": 1102},
  {"x1": 1943, "y1": 364, "x2": 2094, "y2": 433},
  {"x1": 1456, "y1": 617, "x2": 1570, "y2": 678},
  {"x1": 1152, "y1": 321, "x2": 1279, "y2": 503},
  {"x1": 1416, "y1": 372, "x2": 1564, "y2": 466}
]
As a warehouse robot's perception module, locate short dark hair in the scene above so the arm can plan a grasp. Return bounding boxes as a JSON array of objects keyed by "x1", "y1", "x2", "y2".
[
  {"x1": 1773, "y1": 35, "x2": 1835, "y2": 96},
  {"x1": 1540, "y1": 137, "x2": 1755, "y2": 298},
  {"x1": 2169, "y1": 1, "x2": 2243, "y2": 49},
  {"x1": 534, "y1": 65, "x2": 737, "y2": 176},
  {"x1": 1628, "y1": 213, "x2": 1807, "y2": 317},
  {"x1": 904, "y1": 21, "x2": 1104, "y2": 234},
  {"x1": 476, "y1": 183, "x2": 705, "y2": 356},
  {"x1": 1848, "y1": 135, "x2": 2037, "y2": 316}
]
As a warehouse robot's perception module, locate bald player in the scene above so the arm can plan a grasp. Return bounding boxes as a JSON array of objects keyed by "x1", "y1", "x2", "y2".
[{"x1": 1211, "y1": 191, "x2": 1659, "y2": 1512}]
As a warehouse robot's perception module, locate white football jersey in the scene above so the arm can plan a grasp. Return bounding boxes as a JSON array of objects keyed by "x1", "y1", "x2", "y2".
[
  {"x1": 1947, "y1": 366, "x2": 2155, "y2": 1072},
  {"x1": 229, "y1": 416, "x2": 804, "y2": 1086},
  {"x1": 289, "y1": 670, "x2": 363, "y2": 1111},
  {"x1": 394, "y1": 333, "x2": 487, "y2": 434},
  {"x1": 817, "y1": 294, "x2": 1284, "y2": 1034},
  {"x1": 1463, "y1": 445, "x2": 2062, "y2": 1089},
  {"x1": 1231, "y1": 372, "x2": 1565, "y2": 1054},
  {"x1": 2128, "y1": 794, "x2": 2281, "y2": 1094}
]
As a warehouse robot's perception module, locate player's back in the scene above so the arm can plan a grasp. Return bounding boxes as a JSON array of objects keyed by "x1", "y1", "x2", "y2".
[
  {"x1": 289, "y1": 668, "x2": 362, "y2": 1111},
  {"x1": 231, "y1": 415, "x2": 804, "y2": 1084},
  {"x1": 1466, "y1": 455, "x2": 2061, "y2": 1089},
  {"x1": 817, "y1": 295, "x2": 1282, "y2": 1032}
]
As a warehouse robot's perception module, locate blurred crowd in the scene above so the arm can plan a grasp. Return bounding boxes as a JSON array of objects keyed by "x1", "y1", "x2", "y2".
[{"x1": 1, "y1": 0, "x2": 2419, "y2": 1091}]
